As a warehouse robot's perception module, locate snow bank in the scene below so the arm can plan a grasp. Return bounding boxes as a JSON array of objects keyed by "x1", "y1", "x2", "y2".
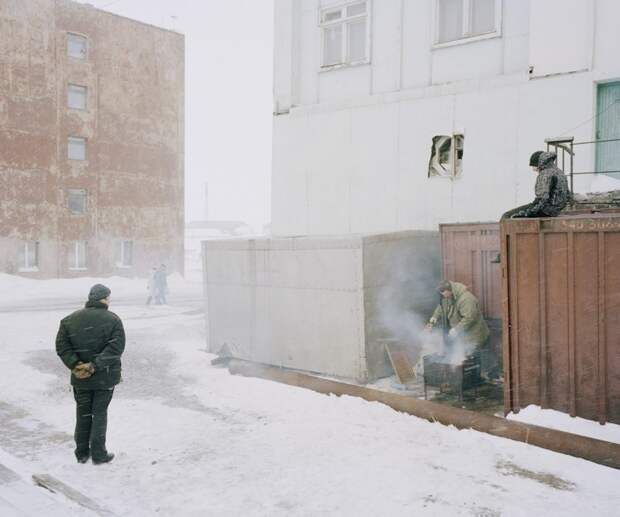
[{"x1": 507, "y1": 405, "x2": 620, "y2": 444}]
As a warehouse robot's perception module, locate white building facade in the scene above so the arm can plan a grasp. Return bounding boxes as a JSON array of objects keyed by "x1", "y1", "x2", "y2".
[{"x1": 272, "y1": 0, "x2": 620, "y2": 236}]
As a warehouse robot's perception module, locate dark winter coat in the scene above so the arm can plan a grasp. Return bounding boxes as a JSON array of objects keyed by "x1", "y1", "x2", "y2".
[
  {"x1": 430, "y1": 282, "x2": 490, "y2": 347},
  {"x1": 55, "y1": 301, "x2": 125, "y2": 389},
  {"x1": 521, "y1": 152, "x2": 569, "y2": 217}
]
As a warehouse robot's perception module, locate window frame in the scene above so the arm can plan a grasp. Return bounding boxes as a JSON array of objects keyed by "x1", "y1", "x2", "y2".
[
  {"x1": 115, "y1": 239, "x2": 134, "y2": 268},
  {"x1": 67, "y1": 136, "x2": 87, "y2": 161},
  {"x1": 67, "y1": 189, "x2": 87, "y2": 214},
  {"x1": 433, "y1": 0, "x2": 502, "y2": 49},
  {"x1": 319, "y1": 0, "x2": 371, "y2": 71},
  {"x1": 67, "y1": 83, "x2": 87, "y2": 110},
  {"x1": 66, "y1": 32, "x2": 88, "y2": 60},
  {"x1": 428, "y1": 134, "x2": 464, "y2": 179},
  {"x1": 69, "y1": 240, "x2": 88, "y2": 271},
  {"x1": 18, "y1": 241, "x2": 39, "y2": 272}
]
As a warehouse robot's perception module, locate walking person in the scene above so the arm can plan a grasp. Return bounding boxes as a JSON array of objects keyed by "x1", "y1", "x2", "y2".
[
  {"x1": 146, "y1": 266, "x2": 159, "y2": 305},
  {"x1": 55, "y1": 284, "x2": 125, "y2": 464},
  {"x1": 155, "y1": 264, "x2": 168, "y2": 304},
  {"x1": 501, "y1": 151, "x2": 569, "y2": 219}
]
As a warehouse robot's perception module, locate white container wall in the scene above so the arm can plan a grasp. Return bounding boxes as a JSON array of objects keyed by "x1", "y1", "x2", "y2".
[{"x1": 203, "y1": 231, "x2": 440, "y2": 381}]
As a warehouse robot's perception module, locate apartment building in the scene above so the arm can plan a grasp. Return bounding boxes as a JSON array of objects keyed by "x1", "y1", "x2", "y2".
[
  {"x1": 0, "y1": 0, "x2": 184, "y2": 277},
  {"x1": 272, "y1": 0, "x2": 620, "y2": 236}
]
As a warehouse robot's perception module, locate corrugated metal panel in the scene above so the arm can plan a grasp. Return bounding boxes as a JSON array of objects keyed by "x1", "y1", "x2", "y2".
[
  {"x1": 501, "y1": 213, "x2": 620, "y2": 424},
  {"x1": 440, "y1": 223, "x2": 501, "y2": 320}
]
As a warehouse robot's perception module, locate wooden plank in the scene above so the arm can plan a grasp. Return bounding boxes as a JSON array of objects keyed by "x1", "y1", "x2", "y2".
[
  {"x1": 511, "y1": 231, "x2": 521, "y2": 410},
  {"x1": 501, "y1": 225, "x2": 513, "y2": 415},
  {"x1": 539, "y1": 231, "x2": 548, "y2": 408},
  {"x1": 384, "y1": 343, "x2": 416, "y2": 385},
  {"x1": 598, "y1": 232, "x2": 607, "y2": 424},
  {"x1": 567, "y1": 232, "x2": 577, "y2": 417},
  {"x1": 32, "y1": 474, "x2": 118, "y2": 516}
]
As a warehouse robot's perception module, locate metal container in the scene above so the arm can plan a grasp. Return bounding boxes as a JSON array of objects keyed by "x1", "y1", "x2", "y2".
[
  {"x1": 501, "y1": 213, "x2": 620, "y2": 424},
  {"x1": 440, "y1": 223, "x2": 502, "y2": 320},
  {"x1": 440, "y1": 223, "x2": 503, "y2": 378},
  {"x1": 203, "y1": 230, "x2": 440, "y2": 383},
  {"x1": 423, "y1": 352, "x2": 482, "y2": 400}
]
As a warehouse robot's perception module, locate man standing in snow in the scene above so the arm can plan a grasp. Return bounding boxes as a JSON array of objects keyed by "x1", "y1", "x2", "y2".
[
  {"x1": 501, "y1": 151, "x2": 570, "y2": 219},
  {"x1": 55, "y1": 284, "x2": 125, "y2": 465}
]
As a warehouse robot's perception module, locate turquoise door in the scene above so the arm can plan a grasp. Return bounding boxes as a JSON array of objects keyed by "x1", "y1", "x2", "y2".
[{"x1": 596, "y1": 82, "x2": 620, "y2": 176}]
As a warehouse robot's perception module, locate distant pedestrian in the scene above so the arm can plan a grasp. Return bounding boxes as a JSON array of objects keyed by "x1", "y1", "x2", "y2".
[
  {"x1": 146, "y1": 266, "x2": 159, "y2": 305},
  {"x1": 155, "y1": 264, "x2": 168, "y2": 304},
  {"x1": 55, "y1": 284, "x2": 125, "y2": 465},
  {"x1": 501, "y1": 151, "x2": 569, "y2": 219}
]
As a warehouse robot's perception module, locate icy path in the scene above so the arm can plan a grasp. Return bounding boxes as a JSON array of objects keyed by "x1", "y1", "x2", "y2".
[{"x1": 0, "y1": 276, "x2": 619, "y2": 516}]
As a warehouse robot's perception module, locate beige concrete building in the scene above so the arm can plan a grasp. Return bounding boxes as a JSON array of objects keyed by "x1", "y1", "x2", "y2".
[{"x1": 0, "y1": 0, "x2": 185, "y2": 278}]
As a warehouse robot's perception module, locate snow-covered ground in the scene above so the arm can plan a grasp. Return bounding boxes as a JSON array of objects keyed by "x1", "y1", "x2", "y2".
[
  {"x1": 0, "y1": 274, "x2": 619, "y2": 516},
  {"x1": 508, "y1": 405, "x2": 620, "y2": 444}
]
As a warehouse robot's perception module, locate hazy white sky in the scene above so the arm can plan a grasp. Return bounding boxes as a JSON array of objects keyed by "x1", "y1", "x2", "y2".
[{"x1": 77, "y1": 0, "x2": 274, "y2": 231}]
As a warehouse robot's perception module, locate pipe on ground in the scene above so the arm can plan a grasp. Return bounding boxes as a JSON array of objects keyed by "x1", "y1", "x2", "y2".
[{"x1": 227, "y1": 359, "x2": 620, "y2": 470}]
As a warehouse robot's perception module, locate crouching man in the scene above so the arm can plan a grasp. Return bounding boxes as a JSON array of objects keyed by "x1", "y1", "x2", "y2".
[
  {"x1": 55, "y1": 284, "x2": 125, "y2": 464},
  {"x1": 425, "y1": 281, "x2": 492, "y2": 376}
]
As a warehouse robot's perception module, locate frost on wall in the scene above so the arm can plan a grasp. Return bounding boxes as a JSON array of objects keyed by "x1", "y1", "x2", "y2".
[{"x1": 428, "y1": 135, "x2": 464, "y2": 178}]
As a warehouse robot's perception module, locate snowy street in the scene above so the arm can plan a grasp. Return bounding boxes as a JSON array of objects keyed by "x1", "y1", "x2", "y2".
[{"x1": 0, "y1": 275, "x2": 619, "y2": 517}]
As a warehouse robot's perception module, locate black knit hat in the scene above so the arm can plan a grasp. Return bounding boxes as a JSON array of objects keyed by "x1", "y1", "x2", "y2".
[
  {"x1": 88, "y1": 284, "x2": 111, "y2": 301},
  {"x1": 529, "y1": 151, "x2": 544, "y2": 167}
]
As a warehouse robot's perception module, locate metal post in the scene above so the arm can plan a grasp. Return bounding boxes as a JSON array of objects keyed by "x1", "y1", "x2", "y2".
[{"x1": 570, "y1": 140, "x2": 574, "y2": 198}]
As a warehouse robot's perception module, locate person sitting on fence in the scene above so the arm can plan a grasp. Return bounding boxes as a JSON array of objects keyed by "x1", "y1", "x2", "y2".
[{"x1": 501, "y1": 151, "x2": 569, "y2": 219}]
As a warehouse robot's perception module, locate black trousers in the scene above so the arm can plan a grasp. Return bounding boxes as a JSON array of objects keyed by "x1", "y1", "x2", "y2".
[
  {"x1": 73, "y1": 388, "x2": 114, "y2": 461},
  {"x1": 500, "y1": 202, "x2": 546, "y2": 220}
]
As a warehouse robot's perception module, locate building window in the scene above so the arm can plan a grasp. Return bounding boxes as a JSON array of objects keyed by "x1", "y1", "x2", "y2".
[
  {"x1": 68, "y1": 84, "x2": 87, "y2": 110},
  {"x1": 428, "y1": 134, "x2": 464, "y2": 178},
  {"x1": 69, "y1": 241, "x2": 87, "y2": 270},
  {"x1": 68, "y1": 189, "x2": 87, "y2": 214},
  {"x1": 435, "y1": 0, "x2": 501, "y2": 46},
  {"x1": 67, "y1": 33, "x2": 87, "y2": 60},
  {"x1": 115, "y1": 240, "x2": 134, "y2": 268},
  {"x1": 320, "y1": 1, "x2": 369, "y2": 68},
  {"x1": 18, "y1": 241, "x2": 39, "y2": 271},
  {"x1": 68, "y1": 137, "x2": 86, "y2": 161}
]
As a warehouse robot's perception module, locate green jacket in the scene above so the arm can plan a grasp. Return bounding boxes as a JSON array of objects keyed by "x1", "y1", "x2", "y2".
[
  {"x1": 55, "y1": 301, "x2": 125, "y2": 389},
  {"x1": 430, "y1": 282, "x2": 489, "y2": 347}
]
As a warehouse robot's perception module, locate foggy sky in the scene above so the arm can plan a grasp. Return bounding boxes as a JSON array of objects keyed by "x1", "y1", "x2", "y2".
[{"x1": 76, "y1": 0, "x2": 274, "y2": 232}]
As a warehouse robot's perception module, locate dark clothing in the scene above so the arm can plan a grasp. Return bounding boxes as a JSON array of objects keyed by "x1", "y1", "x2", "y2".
[
  {"x1": 56, "y1": 299, "x2": 125, "y2": 462},
  {"x1": 501, "y1": 202, "x2": 547, "y2": 220},
  {"x1": 55, "y1": 301, "x2": 125, "y2": 389},
  {"x1": 501, "y1": 151, "x2": 570, "y2": 219},
  {"x1": 73, "y1": 388, "x2": 114, "y2": 461}
]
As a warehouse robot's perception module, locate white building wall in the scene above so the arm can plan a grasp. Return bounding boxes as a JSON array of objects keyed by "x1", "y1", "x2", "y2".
[{"x1": 272, "y1": 0, "x2": 620, "y2": 236}]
